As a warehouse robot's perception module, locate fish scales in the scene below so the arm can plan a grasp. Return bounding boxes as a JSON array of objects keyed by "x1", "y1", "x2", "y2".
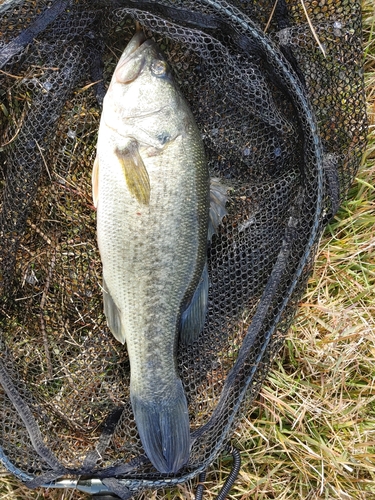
[{"x1": 98, "y1": 127, "x2": 209, "y2": 395}]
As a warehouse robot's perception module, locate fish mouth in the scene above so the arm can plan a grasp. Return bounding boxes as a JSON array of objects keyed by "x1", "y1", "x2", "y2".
[
  {"x1": 115, "y1": 30, "x2": 157, "y2": 84},
  {"x1": 122, "y1": 29, "x2": 147, "y2": 62},
  {"x1": 124, "y1": 25, "x2": 164, "y2": 60}
]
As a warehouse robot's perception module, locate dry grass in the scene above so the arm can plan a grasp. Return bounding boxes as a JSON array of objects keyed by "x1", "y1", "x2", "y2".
[
  {"x1": 1, "y1": 1, "x2": 375, "y2": 499},
  {"x1": 222, "y1": 2, "x2": 375, "y2": 498}
]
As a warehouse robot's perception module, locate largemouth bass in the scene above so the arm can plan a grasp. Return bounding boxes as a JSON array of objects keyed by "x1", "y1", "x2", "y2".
[
  {"x1": 92, "y1": 32, "x2": 209, "y2": 473},
  {"x1": 93, "y1": 29, "x2": 226, "y2": 474}
]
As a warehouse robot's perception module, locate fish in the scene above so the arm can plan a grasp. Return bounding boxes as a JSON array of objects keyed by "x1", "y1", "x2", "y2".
[{"x1": 92, "y1": 28, "x2": 226, "y2": 474}]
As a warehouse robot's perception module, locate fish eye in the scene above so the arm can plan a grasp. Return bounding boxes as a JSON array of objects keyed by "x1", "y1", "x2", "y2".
[
  {"x1": 151, "y1": 60, "x2": 167, "y2": 77},
  {"x1": 157, "y1": 131, "x2": 171, "y2": 145}
]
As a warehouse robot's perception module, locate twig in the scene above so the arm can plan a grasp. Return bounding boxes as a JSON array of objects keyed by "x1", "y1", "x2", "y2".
[
  {"x1": 0, "y1": 68, "x2": 23, "y2": 79},
  {"x1": 300, "y1": 0, "x2": 326, "y2": 57},
  {"x1": 27, "y1": 221, "x2": 52, "y2": 245},
  {"x1": 76, "y1": 79, "x2": 103, "y2": 94},
  {"x1": 35, "y1": 140, "x2": 52, "y2": 181},
  {"x1": 264, "y1": 0, "x2": 279, "y2": 33},
  {"x1": 39, "y1": 249, "x2": 57, "y2": 379},
  {"x1": 0, "y1": 106, "x2": 27, "y2": 148}
]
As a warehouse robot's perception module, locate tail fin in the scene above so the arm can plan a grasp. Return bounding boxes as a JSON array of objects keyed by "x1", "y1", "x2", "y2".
[{"x1": 130, "y1": 380, "x2": 190, "y2": 474}]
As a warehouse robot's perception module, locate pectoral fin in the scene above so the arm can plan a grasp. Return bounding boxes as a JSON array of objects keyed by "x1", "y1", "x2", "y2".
[
  {"x1": 92, "y1": 155, "x2": 99, "y2": 208},
  {"x1": 103, "y1": 279, "x2": 126, "y2": 344},
  {"x1": 179, "y1": 263, "x2": 209, "y2": 344},
  {"x1": 208, "y1": 177, "x2": 228, "y2": 240},
  {"x1": 115, "y1": 143, "x2": 150, "y2": 205}
]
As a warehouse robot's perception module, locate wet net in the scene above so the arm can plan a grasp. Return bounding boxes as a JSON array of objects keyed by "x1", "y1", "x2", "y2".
[{"x1": 0, "y1": 0, "x2": 367, "y2": 498}]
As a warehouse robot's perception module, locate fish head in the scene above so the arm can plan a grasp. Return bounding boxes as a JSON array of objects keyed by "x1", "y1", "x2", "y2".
[
  {"x1": 114, "y1": 32, "x2": 172, "y2": 86},
  {"x1": 102, "y1": 31, "x2": 185, "y2": 146}
]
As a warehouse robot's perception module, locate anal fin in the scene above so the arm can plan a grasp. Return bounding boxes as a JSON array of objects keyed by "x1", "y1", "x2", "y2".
[
  {"x1": 179, "y1": 263, "x2": 209, "y2": 345},
  {"x1": 103, "y1": 279, "x2": 125, "y2": 344}
]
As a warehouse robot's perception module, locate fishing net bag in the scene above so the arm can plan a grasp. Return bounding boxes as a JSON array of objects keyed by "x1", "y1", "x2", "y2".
[{"x1": 0, "y1": 0, "x2": 367, "y2": 498}]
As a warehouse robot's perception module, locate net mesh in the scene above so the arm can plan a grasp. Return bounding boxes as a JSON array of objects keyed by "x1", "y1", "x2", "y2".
[{"x1": 0, "y1": 0, "x2": 367, "y2": 497}]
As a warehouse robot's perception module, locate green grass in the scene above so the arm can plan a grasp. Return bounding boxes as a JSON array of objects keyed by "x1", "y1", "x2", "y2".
[{"x1": 1, "y1": 2, "x2": 375, "y2": 499}]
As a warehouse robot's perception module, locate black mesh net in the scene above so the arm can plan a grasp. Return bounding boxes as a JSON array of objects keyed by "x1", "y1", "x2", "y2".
[{"x1": 0, "y1": 0, "x2": 367, "y2": 498}]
